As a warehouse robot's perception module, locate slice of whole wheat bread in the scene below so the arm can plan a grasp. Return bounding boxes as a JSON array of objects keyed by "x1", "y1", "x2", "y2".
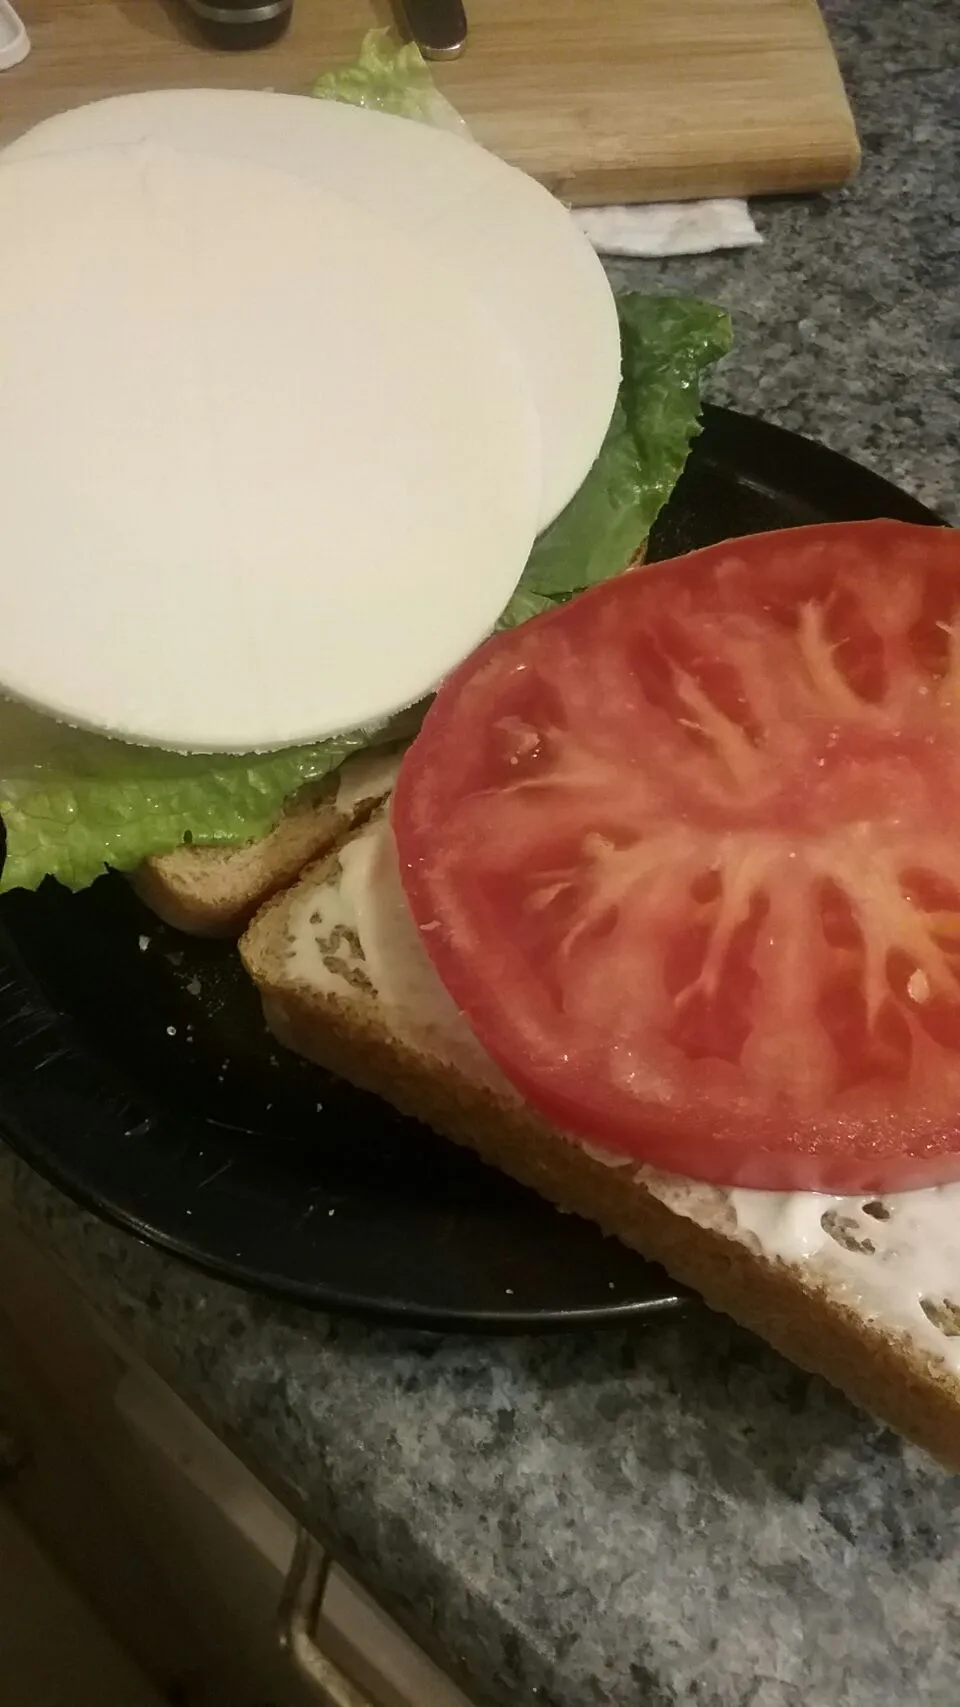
[
  {"x1": 132, "y1": 749, "x2": 403, "y2": 937},
  {"x1": 240, "y1": 813, "x2": 960, "y2": 1469}
]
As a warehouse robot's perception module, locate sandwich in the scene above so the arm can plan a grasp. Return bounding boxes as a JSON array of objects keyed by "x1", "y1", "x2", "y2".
[{"x1": 240, "y1": 517, "x2": 960, "y2": 1472}]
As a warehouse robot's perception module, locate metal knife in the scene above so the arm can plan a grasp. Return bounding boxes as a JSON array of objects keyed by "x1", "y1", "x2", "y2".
[{"x1": 398, "y1": 0, "x2": 468, "y2": 60}]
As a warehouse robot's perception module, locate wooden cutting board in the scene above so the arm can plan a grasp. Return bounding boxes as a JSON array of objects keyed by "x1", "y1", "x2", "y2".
[{"x1": 0, "y1": 0, "x2": 859, "y2": 204}]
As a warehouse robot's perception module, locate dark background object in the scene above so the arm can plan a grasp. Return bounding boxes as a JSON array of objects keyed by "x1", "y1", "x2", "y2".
[
  {"x1": 0, "y1": 409, "x2": 942, "y2": 1330},
  {"x1": 178, "y1": 0, "x2": 293, "y2": 51},
  {"x1": 398, "y1": 0, "x2": 469, "y2": 60}
]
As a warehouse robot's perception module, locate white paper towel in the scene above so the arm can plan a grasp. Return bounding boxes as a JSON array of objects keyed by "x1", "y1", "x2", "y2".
[{"x1": 576, "y1": 198, "x2": 761, "y2": 258}]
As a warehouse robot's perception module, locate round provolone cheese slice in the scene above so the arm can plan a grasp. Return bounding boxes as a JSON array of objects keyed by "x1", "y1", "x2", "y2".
[
  {"x1": 0, "y1": 146, "x2": 541, "y2": 752},
  {"x1": 6, "y1": 90, "x2": 619, "y2": 530}
]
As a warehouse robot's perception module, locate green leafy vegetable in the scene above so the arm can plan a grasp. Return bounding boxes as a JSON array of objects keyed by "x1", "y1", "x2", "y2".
[
  {"x1": 495, "y1": 587, "x2": 555, "y2": 630},
  {"x1": 515, "y1": 294, "x2": 732, "y2": 601},
  {"x1": 311, "y1": 29, "x2": 468, "y2": 135},
  {"x1": 0, "y1": 702, "x2": 413, "y2": 894}
]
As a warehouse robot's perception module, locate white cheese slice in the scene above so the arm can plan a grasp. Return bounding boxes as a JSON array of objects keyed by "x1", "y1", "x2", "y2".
[
  {"x1": 5, "y1": 89, "x2": 620, "y2": 531},
  {"x1": 286, "y1": 812, "x2": 509, "y2": 1087},
  {"x1": 0, "y1": 145, "x2": 541, "y2": 753}
]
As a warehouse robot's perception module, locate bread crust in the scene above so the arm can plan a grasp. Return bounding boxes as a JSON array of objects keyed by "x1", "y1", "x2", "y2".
[
  {"x1": 133, "y1": 754, "x2": 401, "y2": 937},
  {"x1": 133, "y1": 793, "x2": 345, "y2": 937}
]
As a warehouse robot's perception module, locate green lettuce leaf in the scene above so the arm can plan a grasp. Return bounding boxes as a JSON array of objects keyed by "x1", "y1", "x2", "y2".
[
  {"x1": 0, "y1": 702, "x2": 409, "y2": 894},
  {"x1": 495, "y1": 587, "x2": 555, "y2": 630},
  {"x1": 311, "y1": 29, "x2": 469, "y2": 135},
  {"x1": 517, "y1": 294, "x2": 732, "y2": 600}
]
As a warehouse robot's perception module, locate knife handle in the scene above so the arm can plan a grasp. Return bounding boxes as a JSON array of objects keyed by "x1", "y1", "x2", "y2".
[{"x1": 399, "y1": 0, "x2": 468, "y2": 60}]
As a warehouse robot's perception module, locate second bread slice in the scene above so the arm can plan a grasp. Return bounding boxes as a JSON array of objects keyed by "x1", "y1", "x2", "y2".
[
  {"x1": 133, "y1": 749, "x2": 403, "y2": 937},
  {"x1": 240, "y1": 810, "x2": 960, "y2": 1470}
]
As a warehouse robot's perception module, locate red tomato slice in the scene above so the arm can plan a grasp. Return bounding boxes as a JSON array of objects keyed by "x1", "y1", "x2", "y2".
[{"x1": 392, "y1": 521, "x2": 960, "y2": 1194}]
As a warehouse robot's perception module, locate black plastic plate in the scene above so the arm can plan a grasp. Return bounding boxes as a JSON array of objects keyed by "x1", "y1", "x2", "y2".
[{"x1": 0, "y1": 409, "x2": 943, "y2": 1328}]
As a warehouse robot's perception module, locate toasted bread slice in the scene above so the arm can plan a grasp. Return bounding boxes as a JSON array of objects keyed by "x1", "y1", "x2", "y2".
[
  {"x1": 132, "y1": 749, "x2": 402, "y2": 937},
  {"x1": 241, "y1": 813, "x2": 960, "y2": 1470}
]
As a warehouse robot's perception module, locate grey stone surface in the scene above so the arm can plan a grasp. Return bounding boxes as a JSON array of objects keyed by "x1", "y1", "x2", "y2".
[
  {"x1": 608, "y1": 0, "x2": 959, "y2": 528},
  {"x1": 1, "y1": 3, "x2": 958, "y2": 1705}
]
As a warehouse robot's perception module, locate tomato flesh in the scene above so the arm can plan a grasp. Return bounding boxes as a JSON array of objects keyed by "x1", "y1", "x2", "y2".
[{"x1": 392, "y1": 522, "x2": 960, "y2": 1193}]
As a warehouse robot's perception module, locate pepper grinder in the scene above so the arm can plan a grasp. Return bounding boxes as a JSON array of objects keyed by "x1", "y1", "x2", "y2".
[{"x1": 180, "y1": 0, "x2": 293, "y2": 51}]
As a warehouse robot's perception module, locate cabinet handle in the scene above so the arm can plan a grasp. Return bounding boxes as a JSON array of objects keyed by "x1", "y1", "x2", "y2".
[{"x1": 278, "y1": 1530, "x2": 379, "y2": 1707}]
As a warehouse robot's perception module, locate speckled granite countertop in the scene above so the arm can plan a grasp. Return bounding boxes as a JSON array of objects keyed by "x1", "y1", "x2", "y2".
[{"x1": 1, "y1": 3, "x2": 958, "y2": 1705}]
